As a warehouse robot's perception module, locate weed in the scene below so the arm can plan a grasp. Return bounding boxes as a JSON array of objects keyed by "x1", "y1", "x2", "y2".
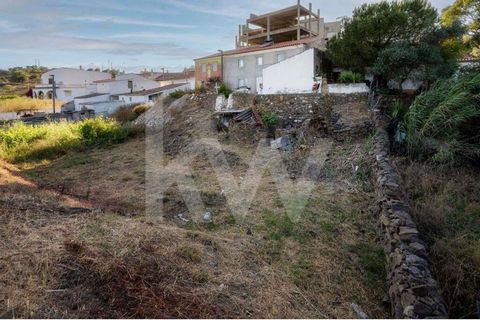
[
  {"x1": 288, "y1": 258, "x2": 314, "y2": 288},
  {"x1": 0, "y1": 96, "x2": 59, "y2": 112},
  {"x1": 261, "y1": 209, "x2": 294, "y2": 241},
  {"x1": 0, "y1": 118, "x2": 131, "y2": 162},
  {"x1": 349, "y1": 242, "x2": 385, "y2": 287},
  {"x1": 177, "y1": 245, "x2": 201, "y2": 263},
  {"x1": 218, "y1": 83, "x2": 232, "y2": 98},
  {"x1": 169, "y1": 90, "x2": 185, "y2": 99},
  {"x1": 339, "y1": 71, "x2": 363, "y2": 84}
]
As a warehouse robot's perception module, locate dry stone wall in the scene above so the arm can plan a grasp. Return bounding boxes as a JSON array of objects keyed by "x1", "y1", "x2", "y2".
[
  {"x1": 371, "y1": 111, "x2": 448, "y2": 318},
  {"x1": 253, "y1": 93, "x2": 373, "y2": 140}
]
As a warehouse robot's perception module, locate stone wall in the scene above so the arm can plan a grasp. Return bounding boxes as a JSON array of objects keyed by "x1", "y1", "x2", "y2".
[
  {"x1": 371, "y1": 111, "x2": 448, "y2": 318},
  {"x1": 253, "y1": 93, "x2": 372, "y2": 140}
]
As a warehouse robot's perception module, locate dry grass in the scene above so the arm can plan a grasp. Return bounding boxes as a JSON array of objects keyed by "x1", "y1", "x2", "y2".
[
  {"x1": 0, "y1": 96, "x2": 59, "y2": 113},
  {"x1": 1, "y1": 97, "x2": 388, "y2": 318},
  {"x1": 393, "y1": 157, "x2": 480, "y2": 318}
]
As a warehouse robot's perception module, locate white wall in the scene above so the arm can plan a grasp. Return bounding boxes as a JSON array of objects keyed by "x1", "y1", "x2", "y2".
[
  {"x1": 74, "y1": 94, "x2": 110, "y2": 111},
  {"x1": 41, "y1": 68, "x2": 111, "y2": 85},
  {"x1": 158, "y1": 77, "x2": 195, "y2": 90},
  {"x1": 82, "y1": 101, "x2": 125, "y2": 115},
  {"x1": 262, "y1": 49, "x2": 315, "y2": 94},
  {"x1": 327, "y1": 83, "x2": 370, "y2": 94}
]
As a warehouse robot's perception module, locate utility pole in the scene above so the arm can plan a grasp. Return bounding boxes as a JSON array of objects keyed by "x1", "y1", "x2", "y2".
[
  {"x1": 50, "y1": 75, "x2": 56, "y2": 114},
  {"x1": 217, "y1": 50, "x2": 224, "y2": 82}
]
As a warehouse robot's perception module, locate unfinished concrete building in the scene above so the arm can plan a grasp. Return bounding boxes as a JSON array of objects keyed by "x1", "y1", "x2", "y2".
[{"x1": 236, "y1": 0, "x2": 341, "y2": 48}]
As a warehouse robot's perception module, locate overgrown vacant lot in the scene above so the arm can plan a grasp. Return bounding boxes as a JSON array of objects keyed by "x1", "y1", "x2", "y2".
[{"x1": 1, "y1": 99, "x2": 388, "y2": 318}]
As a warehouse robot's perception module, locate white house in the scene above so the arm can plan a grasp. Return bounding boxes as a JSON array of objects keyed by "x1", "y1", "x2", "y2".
[
  {"x1": 116, "y1": 83, "x2": 190, "y2": 105},
  {"x1": 220, "y1": 37, "x2": 324, "y2": 94},
  {"x1": 94, "y1": 73, "x2": 160, "y2": 95},
  {"x1": 32, "y1": 68, "x2": 111, "y2": 103}
]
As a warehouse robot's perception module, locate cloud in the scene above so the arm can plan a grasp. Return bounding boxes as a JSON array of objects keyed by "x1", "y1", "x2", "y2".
[
  {"x1": 65, "y1": 15, "x2": 196, "y2": 29},
  {"x1": 0, "y1": 32, "x2": 204, "y2": 57},
  {"x1": 0, "y1": 19, "x2": 28, "y2": 33}
]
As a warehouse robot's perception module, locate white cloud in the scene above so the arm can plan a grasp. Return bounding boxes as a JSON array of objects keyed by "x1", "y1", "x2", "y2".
[
  {"x1": 0, "y1": 32, "x2": 204, "y2": 57},
  {"x1": 0, "y1": 19, "x2": 28, "y2": 33},
  {"x1": 65, "y1": 15, "x2": 196, "y2": 29}
]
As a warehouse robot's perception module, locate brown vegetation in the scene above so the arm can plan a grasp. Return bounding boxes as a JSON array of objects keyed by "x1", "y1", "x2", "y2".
[
  {"x1": 393, "y1": 157, "x2": 480, "y2": 318},
  {"x1": 1, "y1": 96, "x2": 388, "y2": 318}
]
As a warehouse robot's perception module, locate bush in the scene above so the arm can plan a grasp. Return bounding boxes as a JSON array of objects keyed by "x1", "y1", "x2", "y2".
[
  {"x1": 112, "y1": 104, "x2": 150, "y2": 123},
  {"x1": 403, "y1": 72, "x2": 480, "y2": 164},
  {"x1": 133, "y1": 104, "x2": 150, "y2": 116},
  {"x1": 261, "y1": 111, "x2": 279, "y2": 137},
  {"x1": 0, "y1": 117, "x2": 131, "y2": 162},
  {"x1": 339, "y1": 71, "x2": 363, "y2": 84},
  {"x1": 218, "y1": 83, "x2": 232, "y2": 98},
  {"x1": 78, "y1": 118, "x2": 129, "y2": 146},
  {"x1": 388, "y1": 99, "x2": 408, "y2": 121},
  {"x1": 169, "y1": 90, "x2": 185, "y2": 99}
]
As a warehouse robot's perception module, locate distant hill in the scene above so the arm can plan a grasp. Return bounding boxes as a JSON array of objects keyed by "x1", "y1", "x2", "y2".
[{"x1": 0, "y1": 66, "x2": 48, "y2": 84}]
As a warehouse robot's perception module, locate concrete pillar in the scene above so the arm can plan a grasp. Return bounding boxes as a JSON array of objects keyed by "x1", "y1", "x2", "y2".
[
  {"x1": 297, "y1": 0, "x2": 301, "y2": 40},
  {"x1": 238, "y1": 24, "x2": 242, "y2": 46},
  {"x1": 308, "y1": 3, "x2": 312, "y2": 36},
  {"x1": 267, "y1": 15, "x2": 271, "y2": 41},
  {"x1": 317, "y1": 9, "x2": 320, "y2": 36}
]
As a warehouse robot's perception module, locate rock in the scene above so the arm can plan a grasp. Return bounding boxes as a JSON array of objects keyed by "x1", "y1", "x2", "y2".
[{"x1": 203, "y1": 211, "x2": 212, "y2": 223}]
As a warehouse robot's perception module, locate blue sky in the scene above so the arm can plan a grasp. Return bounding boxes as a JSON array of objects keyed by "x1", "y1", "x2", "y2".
[{"x1": 0, "y1": 0, "x2": 453, "y2": 72}]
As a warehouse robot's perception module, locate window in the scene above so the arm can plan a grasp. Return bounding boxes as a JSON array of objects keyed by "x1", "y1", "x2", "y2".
[
  {"x1": 238, "y1": 59, "x2": 244, "y2": 68},
  {"x1": 277, "y1": 53, "x2": 285, "y2": 62},
  {"x1": 256, "y1": 56, "x2": 263, "y2": 66},
  {"x1": 238, "y1": 79, "x2": 245, "y2": 88},
  {"x1": 212, "y1": 63, "x2": 218, "y2": 72},
  {"x1": 64, "y1": 90, "x2": 72, "y2": 97},
  {"x1": 201, "y1": 64, "x2": 207, "y2": 73}
]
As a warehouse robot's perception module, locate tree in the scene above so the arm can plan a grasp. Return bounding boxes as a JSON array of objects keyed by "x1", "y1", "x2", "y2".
[
  {"x1": 9, "y1": 70, "x2": 27, "y2": 83},
  {"x1": 441, "y1": 0, "x2": 480, "y2": 56},
  {"x1": 326, "y1": 0, "x2": 438, "y2": 71},
  {"x1": 372, "y1": 22, "x2": 464, "y2": 88}
]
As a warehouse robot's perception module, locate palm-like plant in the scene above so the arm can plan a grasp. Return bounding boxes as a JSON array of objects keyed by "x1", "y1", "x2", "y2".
[{"x1": 403, "y1": 72, "x2": 480, "y2": 163}]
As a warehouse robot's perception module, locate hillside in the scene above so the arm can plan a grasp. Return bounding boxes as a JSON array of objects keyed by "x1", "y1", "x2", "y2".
[{"x1": 0, "y1": 94, "x2": 388, "y2": 318}]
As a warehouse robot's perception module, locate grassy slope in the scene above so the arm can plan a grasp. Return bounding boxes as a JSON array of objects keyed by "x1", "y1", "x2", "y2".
[
  {"x1": 1, "y1": 99, "x2": 388, "y2": 318},
  {"x1": 393, "y1": 157, "x2": 480, "y2": 318}
]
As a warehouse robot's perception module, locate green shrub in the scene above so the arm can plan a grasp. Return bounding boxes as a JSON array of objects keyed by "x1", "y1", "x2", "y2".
[
  {"x1": 261, "y1": 111, "x2": 279, "y2": 128},
  {"x1": 133, "y1": 104, "x2": 150, "y2": 116},
  {"x1": 403, "y1": 73, "x2": 480, "y2": 164},
  {"x1": 0, "y1": 117, "x2": 131, "y2": 162},
  {"x1": 169, "y1": 90, "x2": 185, "y2": 99},
  {"x1": 0, "y1": 94, "x2": 17, "y2": 100},
  {"x1": 78, "y1": 118, "x2": 129, "y2": 146},
  {"x1": 389, "y1": 99, "x2": 408, "y2": 121},
  {"x1": 218, "y1": 83, "x2": 232, "y2": 98},
  {"x1": 339, "y1": 71, "x2": 363, "y2": 84}
]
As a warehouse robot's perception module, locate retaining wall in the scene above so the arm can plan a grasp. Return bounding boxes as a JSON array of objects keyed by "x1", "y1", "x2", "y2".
[
  {"x1": 371, "y1": 111, "x2": 448, "y2": 318},
  {"x1": 253, "y1": 93, "x2": 372, "y2": 140}
]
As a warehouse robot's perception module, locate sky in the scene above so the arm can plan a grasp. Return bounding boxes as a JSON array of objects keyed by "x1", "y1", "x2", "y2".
[{"x1": 0, "y1": 0, "x2": 454, "y2": 72}]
